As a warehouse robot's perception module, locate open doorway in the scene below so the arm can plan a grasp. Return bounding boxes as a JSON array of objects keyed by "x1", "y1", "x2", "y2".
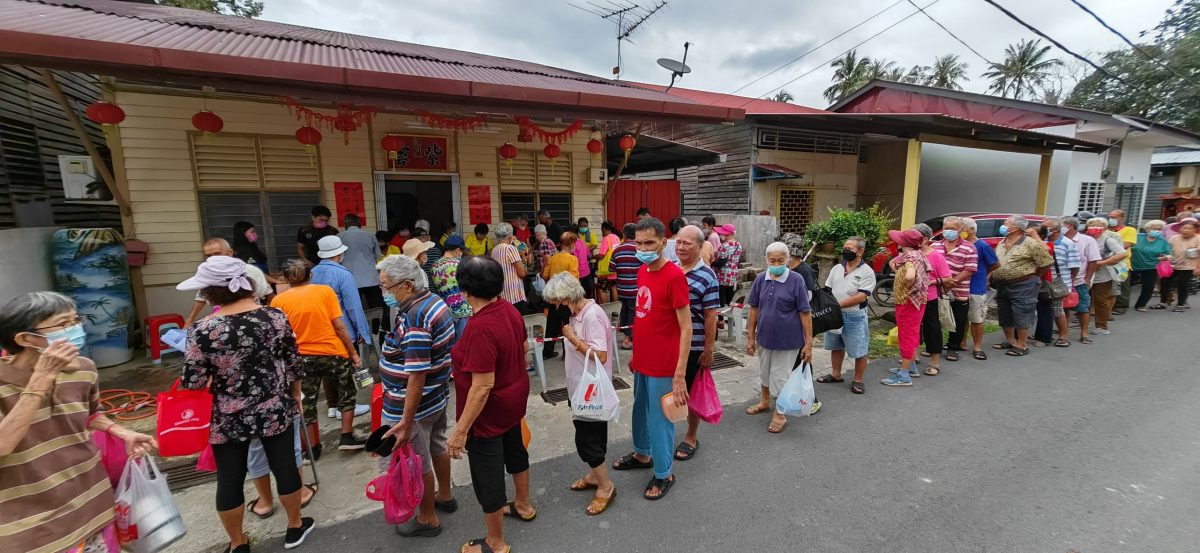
[{"x1": 375, "y1": 174, "x2": 459, "y2": 241}]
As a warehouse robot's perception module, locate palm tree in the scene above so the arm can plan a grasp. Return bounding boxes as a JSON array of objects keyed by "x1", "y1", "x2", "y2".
[
  {"x1": 982, "y1": 39, "x2": 1061, "y2": 99},
  {"x1": 902, "y1": 64, "x2": 930, "y2": 84},
  {"x1": 824, "y1": 50, "x2": 873, "y2": 102},
  {"x1": 772, "y1": 90, "x2": 794, "y2": 103},
  {"x1": 926, "y1": 54, "x2": 969, "y2": 90}
]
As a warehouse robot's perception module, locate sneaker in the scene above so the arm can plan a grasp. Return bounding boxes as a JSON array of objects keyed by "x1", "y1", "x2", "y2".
[
  {"x1": 887, "y1": 367, "x2": 921, "y2": 378},
  {"x1": 880, "y1": 375, "x2": 912, "y2": 387},
  {"x1": 306, "y1": 443, "x2": 322, "y2": 462},
  {"x1": 1090, "y1": 329, "x2": 1111, "y2": 336},
  {"x1": 327, "y1": 408, "x2": 340, "y2": 420},
  {"x1": 542, "y1": 350, "x2": 559, "y2": 360},
  {"x1": 338, "y1": 433, "x2": 366, "y2": 451},
  {"x1": 810, "y1": 400, "x2": 822, "y2": 415},
  {"x1": 353, "y1": 404, "x2": 370, "y2": 417},
  {"x1": 283, "y1": 517, "x2": 315, "y2": 549}
]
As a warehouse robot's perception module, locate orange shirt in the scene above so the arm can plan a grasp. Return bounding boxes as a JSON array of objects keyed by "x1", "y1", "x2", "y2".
[{"x1": 270, "y1": 283, "x2": 348, "y2": 358}]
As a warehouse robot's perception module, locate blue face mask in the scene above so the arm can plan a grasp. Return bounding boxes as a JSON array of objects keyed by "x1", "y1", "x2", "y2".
[
  {"x1": 383, "y1": 292, "x2": 400, "y2": 308},
  {"x1": 1108, "y1": 218, "x2": 1119, "y2": 228},
  {"x1": 35, "y1": 324, "x2": 87, "y2": 352},
  {"x1": 635, "y1": 250, "x2": 660, "y2": 264},
  {"x1": 579, "y1": 227, "x2": 589, "y2": 234},
  {"x1": 943, "y1": 229, "x2": 960, "y2": 242},
  {"x1": 767, "y1": 265, "x2": 787, "y2": 277},
  {"x1": 1149, "y1": 230, "x2": 1163, "y2": 239},
  {"x1": 999, "y1": 224, "x2": 1010, "y2": 236}
]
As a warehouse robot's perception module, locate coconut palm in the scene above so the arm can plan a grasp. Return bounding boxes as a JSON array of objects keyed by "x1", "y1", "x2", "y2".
[
  {"x1": 772, "y1": 90, "x2": 794, "y2": 103},
  {"x1": 926, "y1": 54, "x2": 969, "y2": 90},
  {"x1": 824, "y1": 50, "x2": 873, "y2": 102},
  {"x1": 982, "y1": 39, "x2": 1061, "y2": 99}
]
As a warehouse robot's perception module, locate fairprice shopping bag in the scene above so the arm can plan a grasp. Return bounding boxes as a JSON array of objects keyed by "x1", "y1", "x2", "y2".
[
  {"x1": 570, "y1": 350, "x2": 620, "y2": 422},
  {"x1": 777, "y1": 362, "x2": 815, "y2": 418},
  {"x1": 155, "y1": 378, "x2": 212, "y2": 457},
  {"x1": 687, "y1": 367, "x2": 723, "y2": 425}
]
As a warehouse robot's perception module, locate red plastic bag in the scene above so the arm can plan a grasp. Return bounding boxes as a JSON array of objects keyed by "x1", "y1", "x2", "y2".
[
  {"x1": 195, "y1": 445, "x2": 216, "y2": 472},
  {"x1": 1062, "y1": 289, "x2": 1080, "y2": 309},
  {"x1": 365, "y1": 444, "x2": 424, "y2": 525},
  {"x1": 155, "y1": 378, "x2": 212, "y2": 457},
  {"x1": 1157, "y1": 259, "x2": 1175, "y2": 280},
  {"x1": 687, "y1": 367, "x2": 723, "y2": 425},
  {"x1": 91, "y1": 425, "x2": 127, "y2": 487}
]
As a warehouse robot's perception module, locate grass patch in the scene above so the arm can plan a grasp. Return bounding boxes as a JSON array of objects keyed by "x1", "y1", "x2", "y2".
[{"x1": 867, "y1": 322, "x2": 1001, "y2": 360}]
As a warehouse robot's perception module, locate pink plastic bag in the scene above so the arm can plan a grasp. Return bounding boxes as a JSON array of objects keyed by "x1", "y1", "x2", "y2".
[
  {"x1": 1157, "y1": 259, "x2": 1175, "y2": 279},
  {"x1": 90, "y1": 427, "x2": 127, "y2": 487},
  {"x1": 365, "y1": 443, "x2": 424, "y2": 525},
  {"x1": 687, "y1": 367, "x2": 723, "y2": 425},
  {"x1": 195, "y1": 445, "x2": 216, "y2": 472}
]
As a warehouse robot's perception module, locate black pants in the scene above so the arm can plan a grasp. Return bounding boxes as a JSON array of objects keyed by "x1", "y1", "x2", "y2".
[
  {"x1": 618, "y1": 297, "x2": 635, "y2": 340},
  {"x1": 1133, "y1": 269, "x2": 1160, "y2": 308},
  {"x1": 572, "y1": 420, "x2": 608, "y2": 468},
  {"x1": 945, "y1": 299, "x2": 970, "y2": 350},
  {"x1": 544, "y1": 304, "x2": 572, "y2": 354},
  {"x1": 467, "y1": 424, "x2": 530, "y2": 514},
  {"x1": 1034, "y1": 298, "x2": 1055, "y2": 344},
  {"x1": 580, "y1": 273, "x2": 595, "y2": 298},
  {"x1": 719, "y1": 285, "x2": 735, "y2": 307},
  {"x1": 212, "y1": 425, "x2": 302, "y2": 512},
  {"x1": 920, "y1": 299, "x2": 943, "y2": 354},
  {"x1": 1167, "y1": 271, "x2": 1193, "y2": 306},
  {"x1": 359, "y1": 286, "x2": 390, "y2": 335}
]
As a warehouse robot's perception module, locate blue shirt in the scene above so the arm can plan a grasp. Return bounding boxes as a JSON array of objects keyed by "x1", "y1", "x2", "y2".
[
  {"x1": 311, "y1": 260, "x2": 372, "y2": 344},
  {"x1": 379, "y1": 291, "x2": 455, "y2": 422},
  {"x1": 680, "y1": 261, "x2": 721, "y2": 351},
  {"x1": 1048, "y1": 238, "x2": 1081, "y2": 286},
  {"x1": 970, "y1": 239, "x2": 999, "y2": 295}
]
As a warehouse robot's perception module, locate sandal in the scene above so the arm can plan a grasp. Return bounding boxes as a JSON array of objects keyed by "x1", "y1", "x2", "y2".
[
  {"x1": 1005, "y1": 347, "x2": 1029, "y2": 356},
  {"x1": 1173, "y1": 307, "x2": 1186, "y2": 312},
  {"x1": 745, "y1": 403, "x2": 771, "y2": 415},
  {"x1": 612, "y1": 453, "x2": 653, "y2": 471},
  {"x1": 815, "y1": 374, "x2": 844, "y2": 384},
  {"x1": 1134, "y1": 307, "x2": 1148, "y2": 312},
  {"x1": 973, "y1": 350, "x2": 987, "y2": 360},
  {"x1": 435, "y1": 497, "x2": 459, "y2": 513},
  {"x1": 1079, "y1": 336, "x2": 1093, "y2": 344},
  {"x1": 1053, "y1": 339, "x2": 1070, "y2": 347},
  {"x1": 1150, "y1": 304, "x2": 1168, "y2": 310},
  {"x1": 570, "y1": 478, "x2": 598, "y2": 491},
  {"x1": 850, "y1": 381, "x2": 865, "y2": 394},
  {"x1": 674, "y1": 441, "x2": 699, "y2": 461},
  {"x1": 924, "y1": 366, "x2": 940, "y2": 376},
  {"x1": 246, "y1": 497, "x2": 275, "y2": 519},
  {"x1": 767, "y1": 417, "x2": 787, "y2": 433},
  {"x1": 920, "y1": 351, "x2": 931, "y2": 357},
  {"x1": 501, "y1": 501, "x2": 537, "y2": 522},
  {"x1": 301, "y1": 483, "x2": 318, "y2": 508},
  {"x1": 461, "y1": 538, "x2": 509, "y2": 553},
  {"x1": 586, "y1": 488, "x2": 616, "y2": 515},
  {"x1": 945, "y1": 351, "x2": 959, "y2": 362},
  {"x1": 643, "y1": 475, "x2": 675, "y2": 500},
  {"x1": 992, "y1": 342, "x2": 1014, "y2": 350}
]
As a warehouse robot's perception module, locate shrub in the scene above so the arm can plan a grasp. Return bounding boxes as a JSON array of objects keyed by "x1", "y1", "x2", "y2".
[{"x1": 804, "y1": 203, "x2": 893, "y2": 254}]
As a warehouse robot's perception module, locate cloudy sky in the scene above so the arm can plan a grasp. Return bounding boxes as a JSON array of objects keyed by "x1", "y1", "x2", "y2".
[{"x1": 262, "y1": 0, "x2": 1175, "y2": 108}]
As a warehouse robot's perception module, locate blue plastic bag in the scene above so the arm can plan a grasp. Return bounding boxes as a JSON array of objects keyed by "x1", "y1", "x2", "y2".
[{"x1": 777, "y1": 362, "x2": 814, "y2": 417}]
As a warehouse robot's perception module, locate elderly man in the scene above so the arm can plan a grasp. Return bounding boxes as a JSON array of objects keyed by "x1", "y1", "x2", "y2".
[
  {"x1": 746, "y1": 242, "x2": 813, "y2": 433},
  {"x1": 376, "y1": 254, "x2": 458, "y2": 538},
  {"x1": 340, "y1": 214, "x2": 386, "y2": 336},
  {"x1": 1107, "y1": 209, "x2": 1137, "y2": 313},
  {"x1": 537, "y1": 209, "x2": 563, "y2": 248},
  {"x1": 313, "y1": 235, "x2": 373, "y2": 419},
  {"x1": 611, "y1": 218, "x2": 691, "y2": 501},
  {"x1": 490, "y1": 222, "x2": 528, "y2": 313},
  {"x1": 1034, "y1": 218, "x2": 1080, "y2": 347},
  {"x1": 815, "y1": 237, "x2": 875, "y2": 394},
  {"x1": 959, "y1": 218, "x2": 999, "y2": 359},
  {"x1": 671, "y1": 225, "x2": 720, "y2": 462},
  {"x1": 1063, "y1": 216, "x2": 1102, "y2": 343},
  {"x1": 932, "y1": 216, "x2": 978, "y2": 362},
  {"x1": 989, "y1": 216, "x2": 1054, "y2": 356}
]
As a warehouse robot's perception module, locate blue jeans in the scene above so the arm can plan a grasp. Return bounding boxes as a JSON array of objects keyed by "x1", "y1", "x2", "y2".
[
  {"x1": 247, "y1": 422, "x2": 302, "y2": 479},
  {"x1": 823, "y1": 307, "x2": 868, "y2": 359},
  {"x1": 631, "y1": 372, "x2": 675, "y2": 479}
]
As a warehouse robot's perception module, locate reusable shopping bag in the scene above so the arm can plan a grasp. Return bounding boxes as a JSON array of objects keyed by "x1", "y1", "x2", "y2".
[
  {"x1": 687, "y1": 366, "x2": 723, "y2": 425},
  {"x1": 1157, "y1": 259, "x2": 1175, "y2": 279},
  {"x1": 155, "y1": 378, "x2": 212, "y2": 457},
  {"x1": 809, "y1": 287, "x2": 844, "y2": 335},
  {"x1": 938, "y1": 297, "x2": 956, "y2": 329},
  {"x1": 570, "y1": 350, "x2": 620, "y2": 422},
  {"x1": 115, "y1": 456, "x2": 187, "y2": 553},
  {"x1": 365, "y1": 444, "x2": 425, "y2": 525},
  {"x1": 777, "y1": 361, "x2": 815, "y2": 418}
]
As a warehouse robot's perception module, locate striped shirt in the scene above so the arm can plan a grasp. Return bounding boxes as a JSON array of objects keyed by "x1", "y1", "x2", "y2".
[
  {"x1": 380, "y1": 291, "x2": 456, "y2": 422},
  {"x1": 1048, "y1": 237, "x2": 1082, "y2": 286},
  {"x1": 932, "y1": 239, "x2": 979, "y2": 301},
  {"x1": 612, "y1": 241, "x2": 641, "y2": 300},
  {"x1": 0, "y1": 359, "x2": 115, "y2": 553},
  {"x1": 492, "y1": 242, "x2": 527, "y2": 304},
  {"x1": 681, "y1": 261, "x2": 721, "y2": 351}
]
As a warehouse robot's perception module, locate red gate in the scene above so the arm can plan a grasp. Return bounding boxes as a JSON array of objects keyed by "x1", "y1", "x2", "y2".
[{"x1": 606, "y1": 179, "x2": 680, "y2": 231}]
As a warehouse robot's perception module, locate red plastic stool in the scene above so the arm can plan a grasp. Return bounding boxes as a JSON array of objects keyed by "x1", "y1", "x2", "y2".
[{"x1": 145, "y1": 314, "x2": 185, "y2": 364}]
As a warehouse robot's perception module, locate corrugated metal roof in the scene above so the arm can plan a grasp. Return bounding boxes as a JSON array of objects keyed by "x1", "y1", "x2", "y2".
[
  {"x1": 1152, "y1": 148, "x2": 1200, "y2": 166},
  {"x1": 628, "y1": 82, "x2": 827, "y2": 115}
]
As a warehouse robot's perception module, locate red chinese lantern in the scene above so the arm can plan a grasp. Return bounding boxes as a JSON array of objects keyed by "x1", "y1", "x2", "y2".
[
  {"x1": 498, "y1": 142, "x2": 518, "y2": 175},
  {"x1": 295, "y1": 126, "x2": 322, "y2": 166},
  {"x1": 85, "y1": 101, "x2": 125, "y2": 126},
  {"x1": 380, "y1": 134, "x2": 404, "y2": 169},
  {"x1": 191, "y1": 110, "x2": 224, "y2": 136},
  {"x1": 586, "y1": 139, "x2": 604, "y2": 155},
  {"x1": 618, "y1": 134, "x2": 636, "y2": 166},
  {"x1": 543, "y1": 143, "x2": 561, "y2": 174},
  {"x1": 334, "y1": 114, "x2": 357, "y2": 145}
]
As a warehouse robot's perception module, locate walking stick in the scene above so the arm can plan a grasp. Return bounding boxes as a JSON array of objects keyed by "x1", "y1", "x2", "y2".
[{"x1": 296, "y1": 412, "x2": 319, "y2": 486}]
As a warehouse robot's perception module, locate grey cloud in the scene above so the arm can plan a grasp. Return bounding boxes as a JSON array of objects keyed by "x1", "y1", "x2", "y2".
[{"x1": 723, "y1": 41, "x2": 821, "y2": 72}]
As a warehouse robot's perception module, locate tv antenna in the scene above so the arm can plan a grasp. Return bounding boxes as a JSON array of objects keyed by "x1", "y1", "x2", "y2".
[
  {"x1": 570, "y1": 1, "x2": 668, "y2": 79},
  {"x1": 657, "y1": 41, "x2": 691, "y2": 91}
]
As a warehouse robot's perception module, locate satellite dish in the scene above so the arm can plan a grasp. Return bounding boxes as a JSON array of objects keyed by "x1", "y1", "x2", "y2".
[{"x1": 659, "y1": 42, "x2": 692, "y2": 92}]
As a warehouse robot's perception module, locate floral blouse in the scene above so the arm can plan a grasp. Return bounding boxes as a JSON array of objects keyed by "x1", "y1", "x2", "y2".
[
  {"x1": 181, "y1": 307, "x2": 303, "y2": 444},
  {"x1": 715, "y1": 240, "x2": 743, "y2": 287},
  {"x1": 431, "y1": 256, "x2": 473, "y2": 320}
]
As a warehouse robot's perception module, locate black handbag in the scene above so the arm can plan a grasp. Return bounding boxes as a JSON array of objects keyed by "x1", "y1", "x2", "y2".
[{"x1": 810, "y1": 286, "x2": 844, "y2": 335}]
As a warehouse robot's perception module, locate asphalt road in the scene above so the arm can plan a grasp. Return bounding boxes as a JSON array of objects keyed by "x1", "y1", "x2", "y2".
[{"x1": 258, "y1": 310, "x2": 1198, "y2": 553}]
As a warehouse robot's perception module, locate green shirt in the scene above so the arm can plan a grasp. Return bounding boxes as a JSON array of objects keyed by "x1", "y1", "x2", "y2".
[{"x1": 1131, "y1": 234, "x2": 1171, "y2": 271}]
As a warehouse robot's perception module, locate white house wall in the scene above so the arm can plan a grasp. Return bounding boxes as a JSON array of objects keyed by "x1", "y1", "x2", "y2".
[{"x1": 917, "y1": 144, "x2": 1044, "y2": 221}]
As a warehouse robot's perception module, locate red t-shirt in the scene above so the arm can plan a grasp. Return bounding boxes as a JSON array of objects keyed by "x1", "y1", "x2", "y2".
[
  {"x1": 631, "y1": 261, "x2": 690, "y2": 378},
  {"x1": 514, "y1": 225, "x2": 531, "y2": 245},
  {"x1": 451, "y1": 299, "x2": 529, "y2": 438}
]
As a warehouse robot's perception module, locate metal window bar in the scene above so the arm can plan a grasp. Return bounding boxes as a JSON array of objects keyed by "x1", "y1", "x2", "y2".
[{"x1": 756, "y1": 127, "x2": 860, "y2": 155}]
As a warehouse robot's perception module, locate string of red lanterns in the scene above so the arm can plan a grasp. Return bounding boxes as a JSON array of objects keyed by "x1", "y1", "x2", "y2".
[
  {"x1": 515, "y1": 116, "x2": 584, "y2": 145},
  {"x1": 281, "y1": 96, "x2": 377, "y2": 145},
  {"x1": 413, "y1": 110, "x2": 488, "y2": 132}
]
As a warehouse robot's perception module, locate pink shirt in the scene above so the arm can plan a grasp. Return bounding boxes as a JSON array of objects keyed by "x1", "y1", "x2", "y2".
[
  {"x1": 1067, "y1": 231, "x2": 1102, "y2": 286},
  {"x1": 925, "y1": 250, "x2": 952, "y2": 300},
  {"x1": 573, "y1": 239, "x2": 592, "y2": 278}
]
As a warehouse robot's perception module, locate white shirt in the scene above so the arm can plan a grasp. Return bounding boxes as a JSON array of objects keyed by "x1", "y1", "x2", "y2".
[
  {"x1": 825, "y1": 261, "x2": 876, "y2": 310},
  {"x1": 663, "y1": 239, "x2": 680, "y2": 263}
]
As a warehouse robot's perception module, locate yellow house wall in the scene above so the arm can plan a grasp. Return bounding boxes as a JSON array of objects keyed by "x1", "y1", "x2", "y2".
[
  {"x1": 114, "y1": 92, "x2": 604, "y2": 317},
  {"x1": 751, "y1": 149, "x2": 858, "y2": 219}
]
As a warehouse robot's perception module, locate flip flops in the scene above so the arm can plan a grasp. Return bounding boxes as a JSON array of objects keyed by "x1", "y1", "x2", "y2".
[
  {"x1": 501, "y1": 501, "x2": 537, "y2": 522},
  {"x1": 246, "y1": 497, "x2": 275, "y2": 519},
  {"x1": 1005, "y1": 347, "x2": 1030, "y2": 356},
  {"x1": 461, "y1": 538, "x2": 510, "y2": 553},
  {"x1": 815, "y1": 374, "x2": 844, "y2": 384}
]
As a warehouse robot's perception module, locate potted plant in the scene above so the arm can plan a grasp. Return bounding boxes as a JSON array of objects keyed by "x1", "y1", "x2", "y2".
[{"x1": 804, "y1": 204, "x2": 893, "y2": 255}]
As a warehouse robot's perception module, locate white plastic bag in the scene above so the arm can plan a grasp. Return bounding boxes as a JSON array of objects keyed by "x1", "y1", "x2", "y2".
[
  {"x1": 115, "y1": 456, "x2": 187, "y2": 553},
  {"x1": 777, "y1": 361, "x2": 815, "y2": 417},
  {"x1": 533, "y1": 275, "x2": 546, "y2": 294},
  {"x1": 570, "y1": 350, "x2": 620, "y2": 422},
  {"x1": 938, "y1": 297, "x2": 956, "y2": 329}
]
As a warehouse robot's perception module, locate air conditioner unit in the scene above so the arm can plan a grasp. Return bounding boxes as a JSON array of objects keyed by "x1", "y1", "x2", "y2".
[{"x1": 589, "y1": 167, "x2": 608, "y2": 184}]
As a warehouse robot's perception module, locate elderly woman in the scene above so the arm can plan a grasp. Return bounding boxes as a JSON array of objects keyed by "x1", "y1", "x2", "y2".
[
  {"x1": 745, "y1": 242, "x2": 813, "y2": 433},
  {"x1": 534, "y1": 224, "x2": 556, "y2": 277},
  {"x1": 541, "y1": 233, "x2": 580, "y2": 360},
  {"x1": 989, "y1": 216, "x2": 1054, "y2": 356},
  {"x1": 1132, "y1": 219, "x2": 1172, "y2": 311},
  {"x1": 914, "y1": 223, "x2": 952, "y2": 374},
  {"x1": 432, "y1": 235, "x2": 473, "y2": 337},
  {"x1": 542, "y1": 272, "x2": 618, "y2": 515},
  {"x1": 270, "y1": 260, "x2": 365, "y2": 454},
  {"x1": 448, "y1": 256, "x2": 534, "y2": 553},
  {"x1": 490, "y1": 222, "x2": 528, "y2": 312},
  {"x1": 882, "y1": 229, "x2": 931, "y2": 386},
  {"x1": 0, "y1": 292, "x2": 156, "y2": 553},
  {"x1": 1084, "y1": 217, "x2": 1129, "y2": 332},
  {"x1": 713, "y1": 224, "x2": 743, "y2": 306},
  {"x1": 177, "y1": 257, "x2": 314, "y2": 552},
  {"x1": 1166, "y1": 217, "x2": 1200, "y2": 311}
]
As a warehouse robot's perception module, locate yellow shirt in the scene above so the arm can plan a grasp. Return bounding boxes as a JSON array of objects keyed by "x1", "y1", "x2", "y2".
[
  {"x1": 465, "y1": 234, "x2": 492, "y2": 257},
  {"x1": 378, "y1": 245, "x2": 401, "y2": 261},
  {"x1": 543, "y1": 251, "x2": 580, "y2": 279},
  {"x1": 1117, "y1": 226, "x2": 1137, "y2": 268}
]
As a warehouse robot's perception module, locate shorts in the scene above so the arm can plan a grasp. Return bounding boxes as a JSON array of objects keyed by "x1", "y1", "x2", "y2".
[
  {"x1": 1052, "y1": 298, "x2": 1065, "y2": 318},
  {"x1": 684, "y1": 350, "x2": 703, "y2": 390},
  {"x1": 1073, "y1": 283, "x2": 1092, "y2": 313},
  {"x1": 572, "y1": 419, "x2": 608, "y2": 468},
  {"x1": 410, "y1": 409, "x2": 449, "y2": 474},
  {"x1": 299, "y1": 355, "x2": 356, "y2": 422},
  {"x1": 467, "y1": 423, "x2": 530, "y2": 514},
  {"x1": 968, "y1": 294, "x2": 988, "y2": 324},
  {"x1": 759, "y1": 347, "x2": 799, "y2": 398},
  {"x1": 247, "y1": 421, "x2": 303, "y2": 479},
  {"x1": 595, "y1": 277, "x2": 615, "y2": 291},
  {"x1": 823, "y1": 307, "x2": 869, "y2": 359}
]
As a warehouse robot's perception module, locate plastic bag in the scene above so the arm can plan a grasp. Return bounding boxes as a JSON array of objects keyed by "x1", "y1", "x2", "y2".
[
  {"x1": 687, "y1": 366, "x2": 723, "y2": 425},
  {"x1": 115, "y1": 456, "x2": 187, "y2": 553},
  {"x1": 886, "y1": 326, "x2": 899, "y2": 346},
  {"x1": 1157, "y1": 259, "x2": 1175, "y2": 279},
  {"x1": 1063, "y1": 289, "x2": 1080, "y2": 309},
  {"x1": 365, "y1": 444, "x2": 425, "y2": 525},
  {"x1": 155, "y1": 378, "x2": 212, "y2": 457},
  {"x1": 533, "y1": 275, "x2": 546, "y2": 294},
  {"x1": 195, "y1": 445, "x2": 216, "y2": 473},
  {"x1": 91, "y1": 426, "x2": 127, "y2": 487},
  {"x1": 776, "y1": 362, "x2": 815, "y2": 418},
  {"x1": 570, "y1": 350, "x2": 620, "y2": 422},
  {"x1": 938, "y1": 297, "x2": 955, "y2": 329}
]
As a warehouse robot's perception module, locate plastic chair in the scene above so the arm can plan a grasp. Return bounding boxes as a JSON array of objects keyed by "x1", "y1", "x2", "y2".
[{"x1": 145, "y1": 314, "x2": 185, "y2": 364}]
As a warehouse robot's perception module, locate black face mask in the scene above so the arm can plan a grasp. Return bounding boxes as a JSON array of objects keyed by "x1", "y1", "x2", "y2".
[{"x1": 841, "y1": 249, "x2": 858, "y2": 262}]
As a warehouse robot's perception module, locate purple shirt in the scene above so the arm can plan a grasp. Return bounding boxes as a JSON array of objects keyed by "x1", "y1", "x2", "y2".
[{"x1": 748, "y1": 268, "x2": 811, "y2": 351}]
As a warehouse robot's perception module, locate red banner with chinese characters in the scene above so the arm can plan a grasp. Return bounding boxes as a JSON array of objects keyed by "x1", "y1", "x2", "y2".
[
  {"x1": 468, "y1": 185, "x2": 491, "y2": 225},
  {"x1": 386, "y1": 135, "x2": 449, "y2": 171},
  {"x1": 334, "y1": 182, "x2": 366, "y2": 224}
]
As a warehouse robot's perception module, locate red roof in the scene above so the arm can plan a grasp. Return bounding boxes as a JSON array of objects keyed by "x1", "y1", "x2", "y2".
[
  {"x1": 628, "y1": 82, "x2": 826, "y2": 115},
  {"x1": 0, "y1": 0, "x2": 742, "y2": 121}
]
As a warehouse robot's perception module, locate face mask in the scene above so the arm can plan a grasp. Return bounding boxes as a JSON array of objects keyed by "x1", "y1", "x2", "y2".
[
  {"x1": 1108, "y1": 218, "x2": 1119, "y2": 227},
  {"x1": 1085, "y1": 227, "x2": 1104, "y2": 237},
  {"x1": 34, "y1": 324, "x2": 87, "y2": 352},
  {"x1": 943, "y1": 230, "x2": 960, "y2": 242},
  {"x1": 998, "y1": 225, "x2": 1010, "y2": 236},
  {"x1": 1149, "y1": 230, "x2": 1163, "y2": 239},
  {"x1": 579, "y1": 227, "x2": 589, "y2": 234},
  {"x1": 312, "y1": 219, "x2": 328, "y2": 230},
  {"x1": 635, "y1": 250, "x2": 660, "y2": 264},
  {"x1": 841, "y1": 249, "x2": 858, "y2": 262},
  {"x1": 383, "y1": 292, "x2": 400, "y2": 309},
  {"x1": 767, "y1": 265, "x2": 787, "y2": 277},
  {"x1": 246, "y1": 230, "x2": 258, "y2": 243}
]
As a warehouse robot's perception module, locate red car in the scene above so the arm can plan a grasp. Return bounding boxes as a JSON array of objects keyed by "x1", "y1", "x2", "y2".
[{"x1": 923, "y1": 212, "x2": 1049, "y2": 249}]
